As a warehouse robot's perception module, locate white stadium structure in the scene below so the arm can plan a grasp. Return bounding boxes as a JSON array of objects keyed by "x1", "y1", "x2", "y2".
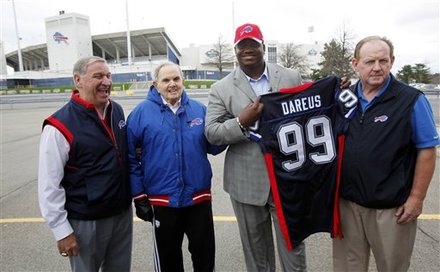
[{"x1": 1, "y1": 11, "x2": 324, "y2": 89}]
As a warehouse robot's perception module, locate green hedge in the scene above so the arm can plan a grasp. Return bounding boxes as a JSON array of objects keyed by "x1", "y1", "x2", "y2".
[
  {"x1": 184, "y1": 80, "x2": 215, "y2": 89},
  {"x1": 1, "y1": 81, "x2": 216, "y2": 95},
  {"x1": 1, "y1": 83, "x2": 132, "y2": 94}
]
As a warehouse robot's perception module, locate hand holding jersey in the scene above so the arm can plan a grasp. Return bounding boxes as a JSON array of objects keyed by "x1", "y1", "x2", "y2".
[{"x1": 238, "y1": 96, "x2": 264, "y2": 128}]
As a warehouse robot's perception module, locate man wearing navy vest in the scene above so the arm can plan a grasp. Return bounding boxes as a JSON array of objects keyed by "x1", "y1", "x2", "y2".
[
  {"x1": 333, "y1": 36, "x2": 440, "y2": 271},
  {"x1": 38, "y1": 56, "x2": 133, "y2": 271}
]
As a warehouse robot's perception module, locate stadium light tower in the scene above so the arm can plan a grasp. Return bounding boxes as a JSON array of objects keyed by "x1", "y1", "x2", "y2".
[
  {"x1": 232, "y1": 0, "x2": 236, "y2": 69},
  {"x1": 11, "y1": 0, "x2": 23, "y2": 71},
  {"x1": 126, "y1": 0, "x2": 132, "y2": 66}
]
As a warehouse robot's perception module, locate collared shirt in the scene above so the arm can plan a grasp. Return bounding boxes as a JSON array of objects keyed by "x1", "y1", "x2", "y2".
[
  {"x1": 356, "y1": 75, "x2": 439, "y2": 148},
  {"x1": 245, "y1": 65, "x2": 270, "y2": 97},
  {"x1": 161, "y1": 96, "x2": 181, "y2": 114},
  {"x1": 357, "y1": 76, "x2": 392, "y2": 112},
  {"x1": 97, "y1": 101, "x2": 111, "y2": 119}
]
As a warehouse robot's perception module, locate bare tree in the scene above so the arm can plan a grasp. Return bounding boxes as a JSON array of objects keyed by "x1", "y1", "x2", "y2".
[
  {"x1": 205, "y1": 35, "x2": 235, "y2": 79},
  {"x1": 318, "y1": 24, "x2": 356, "y2": 79},
  {"x1": 335, "y1": 23, "x2": 356, "y2": 78},
  {"x1": 278, "y1": 43, "x2": 309, "y2": 76}
]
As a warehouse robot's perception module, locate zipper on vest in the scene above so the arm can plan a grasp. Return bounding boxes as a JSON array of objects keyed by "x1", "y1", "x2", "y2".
[
  {"x1": 108, "y1": 106, "x2": 124, "y2": 164},
  {"x1": 359, "y1": 113, "x2": 364, "y2": 124},
  {"x1": 109, "y1": 104, "x2": 118, "y2": 149}
]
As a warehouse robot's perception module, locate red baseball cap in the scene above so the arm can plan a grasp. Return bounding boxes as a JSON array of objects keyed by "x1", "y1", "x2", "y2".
[{"x1": 234, "y1": 23, "x2": 264, "y2": 46}]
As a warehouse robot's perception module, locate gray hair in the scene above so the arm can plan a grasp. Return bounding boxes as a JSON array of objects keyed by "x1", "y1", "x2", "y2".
[
  {"x1": 153, "y1": 62, "x2": 183, "y2": 81},
  {"x1": 354, "y1": 36, "x2": 394, "y2": 59},
  {"x1": 73, "y1": 56, "x2": 107, "y2": 76}
]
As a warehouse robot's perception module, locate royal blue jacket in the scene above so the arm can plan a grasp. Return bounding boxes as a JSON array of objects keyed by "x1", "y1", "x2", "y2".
[{"x1": 127, "y1": 86, "x2": 225, "y2": 208}]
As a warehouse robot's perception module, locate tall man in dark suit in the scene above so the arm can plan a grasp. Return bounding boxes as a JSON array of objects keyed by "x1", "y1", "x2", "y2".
[{"x1": 204, "y1": 23, "x2": 306, "y2": 272}]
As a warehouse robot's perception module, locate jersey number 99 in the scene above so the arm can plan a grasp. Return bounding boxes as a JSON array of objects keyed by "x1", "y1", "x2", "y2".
[{"x1": 277, "y1": 116, "x2": 335, "y2": 172}]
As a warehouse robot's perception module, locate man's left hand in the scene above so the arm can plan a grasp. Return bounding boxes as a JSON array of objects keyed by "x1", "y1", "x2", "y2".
[
  {"x1": 340, "y1": 77, "x2": 351, "y2": 89},
  {"x1": 395, "y1": 196, "x2": 423, "y2": 224}
]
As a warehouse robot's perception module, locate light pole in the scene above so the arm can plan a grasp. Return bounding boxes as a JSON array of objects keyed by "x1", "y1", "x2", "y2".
[
  {"x1": 125, "y1": 0, "x2": 132, "y2": 66},
  {"x1": 11, "y1": 0, "x2": 23, "y2": 72},
  {"x1": 232, "y1": 0, "x2": 236, "y2": 70}
]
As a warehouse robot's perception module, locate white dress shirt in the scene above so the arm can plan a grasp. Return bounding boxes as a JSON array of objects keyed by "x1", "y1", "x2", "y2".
[
  {"x1": 160, "y1": 95, "x2": 182, "y2": 114},
  {"x1": 38, "y1": 125, "x2": 72, "y2": 241}
]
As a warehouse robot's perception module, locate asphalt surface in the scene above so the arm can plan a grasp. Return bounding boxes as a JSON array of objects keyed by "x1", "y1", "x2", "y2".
[{"x1": 0, "y1": 90, "x2": 439, "y2": 271}]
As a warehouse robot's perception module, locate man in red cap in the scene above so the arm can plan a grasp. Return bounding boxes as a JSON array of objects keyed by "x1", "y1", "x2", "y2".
[{"x1": 205, "y1": 23, "x2": 306, "y2": 271}]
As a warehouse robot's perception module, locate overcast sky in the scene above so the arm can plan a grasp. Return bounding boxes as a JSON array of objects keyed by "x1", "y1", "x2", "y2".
[{"x1": 1, "y1": 0, "x2": 439, "y2": 73}]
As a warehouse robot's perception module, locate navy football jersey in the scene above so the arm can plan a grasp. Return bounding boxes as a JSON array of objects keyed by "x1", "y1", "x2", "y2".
[{"x1": 253, "y1": 76, "x2": 357, "y2": 250}]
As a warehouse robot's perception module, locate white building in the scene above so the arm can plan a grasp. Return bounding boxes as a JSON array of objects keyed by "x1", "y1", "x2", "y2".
[
  {"x1": 3, "y1": 11, "x2": 325, "y2": 87},
  {"x1": 45, "y1": 12, "x2": 93, "y2": 73}
]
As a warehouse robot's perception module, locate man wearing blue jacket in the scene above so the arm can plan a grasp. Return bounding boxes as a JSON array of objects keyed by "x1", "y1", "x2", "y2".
[{"x1": 127, "y1": 62, "x2": 225, "y2": 272}]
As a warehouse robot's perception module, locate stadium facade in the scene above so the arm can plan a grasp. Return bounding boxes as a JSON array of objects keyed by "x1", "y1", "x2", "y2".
[{"x1": 1, "y1": 11, "x2": 323, "y2": 89}]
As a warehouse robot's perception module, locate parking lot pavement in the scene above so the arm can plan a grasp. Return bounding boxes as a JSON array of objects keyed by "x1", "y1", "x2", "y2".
[{"x1": 1, "y1": 95, "x2": 439, "y2": 271}]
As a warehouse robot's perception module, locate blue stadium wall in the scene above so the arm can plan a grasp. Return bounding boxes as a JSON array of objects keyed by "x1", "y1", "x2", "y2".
[
  {"x1": 5, "y1": 69, "x2": 231, "y2": 88},
  {"x1": 167, "y1": 47, "x2": 179, "y2": 65},
  {"x1": 183, "y1": 70, "x2": 230, "y2": 80},
  {"x1": 6, "y1": 72, "x2": 152, "y2": 88},
  {"x1": 0, "y1": 79, "x2": 7, "y2": 89}
]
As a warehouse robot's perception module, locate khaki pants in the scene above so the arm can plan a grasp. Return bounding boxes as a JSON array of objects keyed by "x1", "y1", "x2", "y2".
[{"x1": 332, "y1": 198, "x2": 417, "y2": 272}]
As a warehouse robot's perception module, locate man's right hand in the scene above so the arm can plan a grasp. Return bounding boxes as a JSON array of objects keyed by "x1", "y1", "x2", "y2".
[
  {"x1": 57, "y1": 233, "x2": 79, "y2": 257},
  {"x1": 238, "y1": 96, "x2": 264, "y2": 128},
  {"x1": 134, "y1": 198, "x2": 153, "y2": 222}
]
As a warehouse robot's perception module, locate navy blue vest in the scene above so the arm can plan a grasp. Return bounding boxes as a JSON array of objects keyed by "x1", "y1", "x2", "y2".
[
  {"x1": 43, "y1": 93, "x2": 131, "y2": 219},
  {"x1": 341, "y1": 77, "x2": 420, "y2": 208}
]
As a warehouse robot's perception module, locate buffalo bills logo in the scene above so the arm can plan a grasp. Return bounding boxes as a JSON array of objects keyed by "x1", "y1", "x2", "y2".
[
  {"x1": 118, "y1": 120, "x2": 126, "y2": 129},
  {"x1": 240, "y1": 25, "x2": 253, "y2": 36},
  {"x1": 374, "y1": 115, "x2": 388, "y2": 123},
  {"x1": 53, "y1": 32, "x2": 69, "y2": 44},
  {"x1": 187, "y1": 118, "x2": 203, "y2": 127}
]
